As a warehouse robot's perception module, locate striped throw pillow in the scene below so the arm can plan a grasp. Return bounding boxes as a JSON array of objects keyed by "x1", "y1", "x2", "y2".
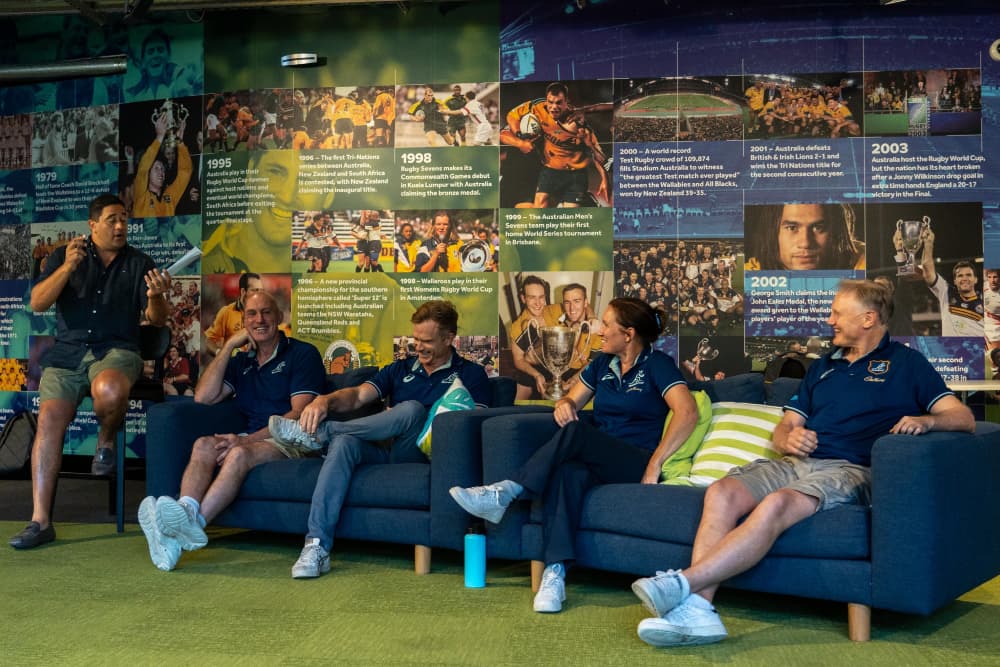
[{"x1": 664, "y1": 402, "x2": 783, "y2": 487}]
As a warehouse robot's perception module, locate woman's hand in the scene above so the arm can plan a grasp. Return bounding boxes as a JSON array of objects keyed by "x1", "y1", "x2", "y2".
[
  {"x1": 553, "y1": 397, "x2": 578, "y2": 427},
  {"x1": 640, "y1": 464, "x2": 661, "y2": 485}
]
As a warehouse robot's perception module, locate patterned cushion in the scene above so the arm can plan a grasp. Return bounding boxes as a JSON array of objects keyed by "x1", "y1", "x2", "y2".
[
  {"x1": 664, "y1": 402, "x2": 783, "y2": 487},
  {"x1": 659, "y1": 390, "x2": 713, "y2": 482},
  {"x1": 417, "y1": 378, "x2": 475, "y2": 457}
]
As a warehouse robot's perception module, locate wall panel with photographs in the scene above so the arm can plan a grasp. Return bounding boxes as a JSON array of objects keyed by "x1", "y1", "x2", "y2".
[{"x1": 0, "y1": 0, "x2": 998, "y2": 454}]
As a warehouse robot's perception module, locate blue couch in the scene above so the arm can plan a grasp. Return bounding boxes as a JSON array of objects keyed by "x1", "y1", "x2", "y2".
[
  {"x1": 453, "y1": 373, "x2": 1000, "y2": 641},
  {"x1": 145, "y1": 368, "x2": 517, "y2": 573}
]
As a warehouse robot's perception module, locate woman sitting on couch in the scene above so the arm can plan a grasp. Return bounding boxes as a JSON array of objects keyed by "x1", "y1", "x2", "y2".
[{"x1": 450, "y1": 297, "x2": 698, "y2": 612}]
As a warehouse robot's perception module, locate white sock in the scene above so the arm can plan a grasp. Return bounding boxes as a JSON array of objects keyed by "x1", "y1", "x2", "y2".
[
  {"x1": 179, "y1": 496, "x2": 207, "y2": 527},
  {"x1": 687, "y1": 593, "x2": 715, "y2": 610}
]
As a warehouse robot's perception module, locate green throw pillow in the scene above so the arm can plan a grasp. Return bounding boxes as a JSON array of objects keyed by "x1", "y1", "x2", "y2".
[
  {"x1": 665, "y1": 402, "x2": 783, "y2": 487},
  {"x1": 659, "y1": 390, "x2": 713, "y2": 483},
  {"x1": 417, "y1": 378, "x2": 475, "y2": 458}
]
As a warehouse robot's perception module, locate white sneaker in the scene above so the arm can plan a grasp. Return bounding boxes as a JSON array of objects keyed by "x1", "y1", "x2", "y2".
[
  {"x1": 138, "y1": 496, "x2": 181, "y2": 572},
  {"x1": 631, "y1": 569, "x2": 690, "y2": 617},
  {"x1": 292, "y1": 538, "x2": 331, "y2": 579},
  {"x1": 637, "y1": 595, "x2": 728, "y2": 647},
  {"x1": 533, "y1": 563, "x2": 566, "y2": 613},
  {"x1": 449, "y1": 481, "x2": 519, "y2": 524},
  {"x1": 156, "y1": 496, "x2": 208, "y2": 551},
  {"x1": 269, "y1": 415, "x2": 321, "y2": 451}
]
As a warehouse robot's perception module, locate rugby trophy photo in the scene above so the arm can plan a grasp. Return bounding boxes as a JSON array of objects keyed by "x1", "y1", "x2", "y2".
[
  {"x1": 538, "y1": 325, "x2": 576, "y2": 400},
  {"x1": 152, "y1": 98, "x2": 189, "y2": 153},
  {"x1": 895, "y1": 215, "x2": 931, "y2": 277},
  {"x1": 694, "y1": 337, "x2": 719, "y2": 363},
  {"x1": 682, "y1": 337, "x2": 719, "y2": 377}
]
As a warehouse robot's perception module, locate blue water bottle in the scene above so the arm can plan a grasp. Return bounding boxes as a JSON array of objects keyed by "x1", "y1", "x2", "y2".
[{"x1": 464, "y1": 520, "x2": 486, "y2": 588}]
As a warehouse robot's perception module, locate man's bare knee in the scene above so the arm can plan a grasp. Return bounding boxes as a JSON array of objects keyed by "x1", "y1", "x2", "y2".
[
  {"x1": 704, "y1": 477, "x2": 755, "y2": 518},
  {"x1": 90, "y1": 370, "x2": 131, "y2": 408},
  {"x1": 221, "y1": 443, "x2": 280, "y2": 479},
  {"x1": 755, "y1": 488, "x2": 818, "y2": 526},
  {"x1": 191, "y1": 436, "x2": 220, "y2": 463}
]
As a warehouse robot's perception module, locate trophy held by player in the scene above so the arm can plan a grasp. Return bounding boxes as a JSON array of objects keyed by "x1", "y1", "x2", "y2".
[
  {"x1": 152, "y1": 99, "x2": 190, "y2": 154},
  {"x1": 537, "y1": 325, "x2": 576, "y2": 400},
  {"x1": 894, "y1": 215, "x2": 931, "y2": 277}
]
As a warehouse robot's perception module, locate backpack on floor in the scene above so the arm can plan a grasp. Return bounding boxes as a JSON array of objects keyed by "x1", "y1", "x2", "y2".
[{"x1": 0, "y1": 411, "x2": 37, "y2": 476}]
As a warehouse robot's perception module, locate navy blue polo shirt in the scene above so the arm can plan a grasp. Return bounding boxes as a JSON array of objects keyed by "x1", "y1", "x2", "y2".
[
  {"x1": 366, "y1": 349, "x2": 490, "y2": 409},
  {"x1": 785, "y1": 333, "x2": 952, "y2": 466},
  {"x1": 223, "y1": 333, "x2": 325, "y2": 432},
  {"x1": 39, "y1": 238, "x2": 155, "y2": 368},
  {"x1": 579, "y1": 348, "x2": 686, "y2": 452}
]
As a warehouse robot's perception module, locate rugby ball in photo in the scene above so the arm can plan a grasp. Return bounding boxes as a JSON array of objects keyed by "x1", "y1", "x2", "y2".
[{"x1": 518, "y1": 113, "x2": 542, "y2": 137}]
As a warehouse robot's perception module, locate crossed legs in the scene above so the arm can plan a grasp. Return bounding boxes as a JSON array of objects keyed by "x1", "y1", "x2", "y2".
[{"x1": 683, "y1": 478, "x2": 819, "y2": 603}]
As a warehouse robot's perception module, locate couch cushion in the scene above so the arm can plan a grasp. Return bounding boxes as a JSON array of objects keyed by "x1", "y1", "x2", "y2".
[
  {"x1": 579, "y1": 483, "x2": 870, "y2": 559},
  {"x1": 765, "y1": 377, "x2": 801, "y2": 407},
  {"x1": 347, "y1": 463, "x2": 429, "y2": 508},
  {"x1": 667, "y1": 402, "x2": 782, "y2": 487},
  {"x1": 689, "y1": 372, "x2": 765, "y2": 404},
  {"x1": 236, "y1": 459, "x2": 429, "y2": 508}
]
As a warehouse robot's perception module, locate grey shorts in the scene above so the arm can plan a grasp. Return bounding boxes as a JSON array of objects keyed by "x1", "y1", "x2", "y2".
[
  {"x1": 250, "y1": 435, "x2": 318, "y2": 460},
  {"x1": 726, "y1": 456, "x2": 872, "y2": 512},
  {"x1": 38, "y1": 348, "x2": 143, "y2": 404}
]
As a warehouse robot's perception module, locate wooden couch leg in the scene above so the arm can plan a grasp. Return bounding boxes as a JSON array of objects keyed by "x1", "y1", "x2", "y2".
[
  {"x1": 531, "y1": 560, "x2": 544, "y2": 592},
  {"x1": 847, "y1": 603, "x2": 871, "y2": 641},
  {"x1": 414, "y1": 545, "x2": 431, "y2": 575}
]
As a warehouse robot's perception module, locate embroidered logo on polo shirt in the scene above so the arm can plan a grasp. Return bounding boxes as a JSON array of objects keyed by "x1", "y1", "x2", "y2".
[
  {"x1": 868, "y1": 360, "x2": 889, "y2": 374},
  {"x1": 625, "y1": 370, "x2": 646, "y2": 392},
  {"x1": 403, "y1": 374, "x2": 415, "y2": 383},
  {"x1": 271, "y1": 361, "x2": 286, "y2": 374},
  {"x1": 441, "y1": 372, "x2": 459, "y2": 384}
]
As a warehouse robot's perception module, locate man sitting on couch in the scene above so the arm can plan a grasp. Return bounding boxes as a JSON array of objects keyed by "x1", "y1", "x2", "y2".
[
  {"x1": 268, "y1": 299, "x2": 490, "y2": 579},
  {"x1": 631, "y1": 279, "x2": 974, "y2": 647},
  {"x1": 138, "y1": 290, "x2": 325, "y2": 571}
]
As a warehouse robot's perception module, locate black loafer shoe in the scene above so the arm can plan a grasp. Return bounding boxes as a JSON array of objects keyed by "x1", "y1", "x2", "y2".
[
  {"x1": 91, "y1": 446, "x2": 115, "y2": 476},
  {"x1": 9, "y1": 522, "x2": 56, "y2": 549}
]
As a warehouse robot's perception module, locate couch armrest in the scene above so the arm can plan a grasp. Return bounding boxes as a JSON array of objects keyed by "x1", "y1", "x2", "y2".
[
  {"x1": 871, "y1": 422, "x2": 1000, "y2": 614},
  {"x1": 429, "y1": 406, "x2": 549, "y2": 550},
  {"x1": 145, "y1": 398, "x2": 247, "y2": 498}
]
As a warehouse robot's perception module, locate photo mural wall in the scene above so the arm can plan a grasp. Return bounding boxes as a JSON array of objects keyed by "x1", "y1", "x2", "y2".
[{"x1": 0, "y1": 0, "x2": 997, "y2": 455}]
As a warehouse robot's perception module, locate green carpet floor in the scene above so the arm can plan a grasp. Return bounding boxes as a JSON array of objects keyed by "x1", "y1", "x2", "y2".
[{"x1": 2, "y1": 521, "x2": 998, "y2": 666}]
